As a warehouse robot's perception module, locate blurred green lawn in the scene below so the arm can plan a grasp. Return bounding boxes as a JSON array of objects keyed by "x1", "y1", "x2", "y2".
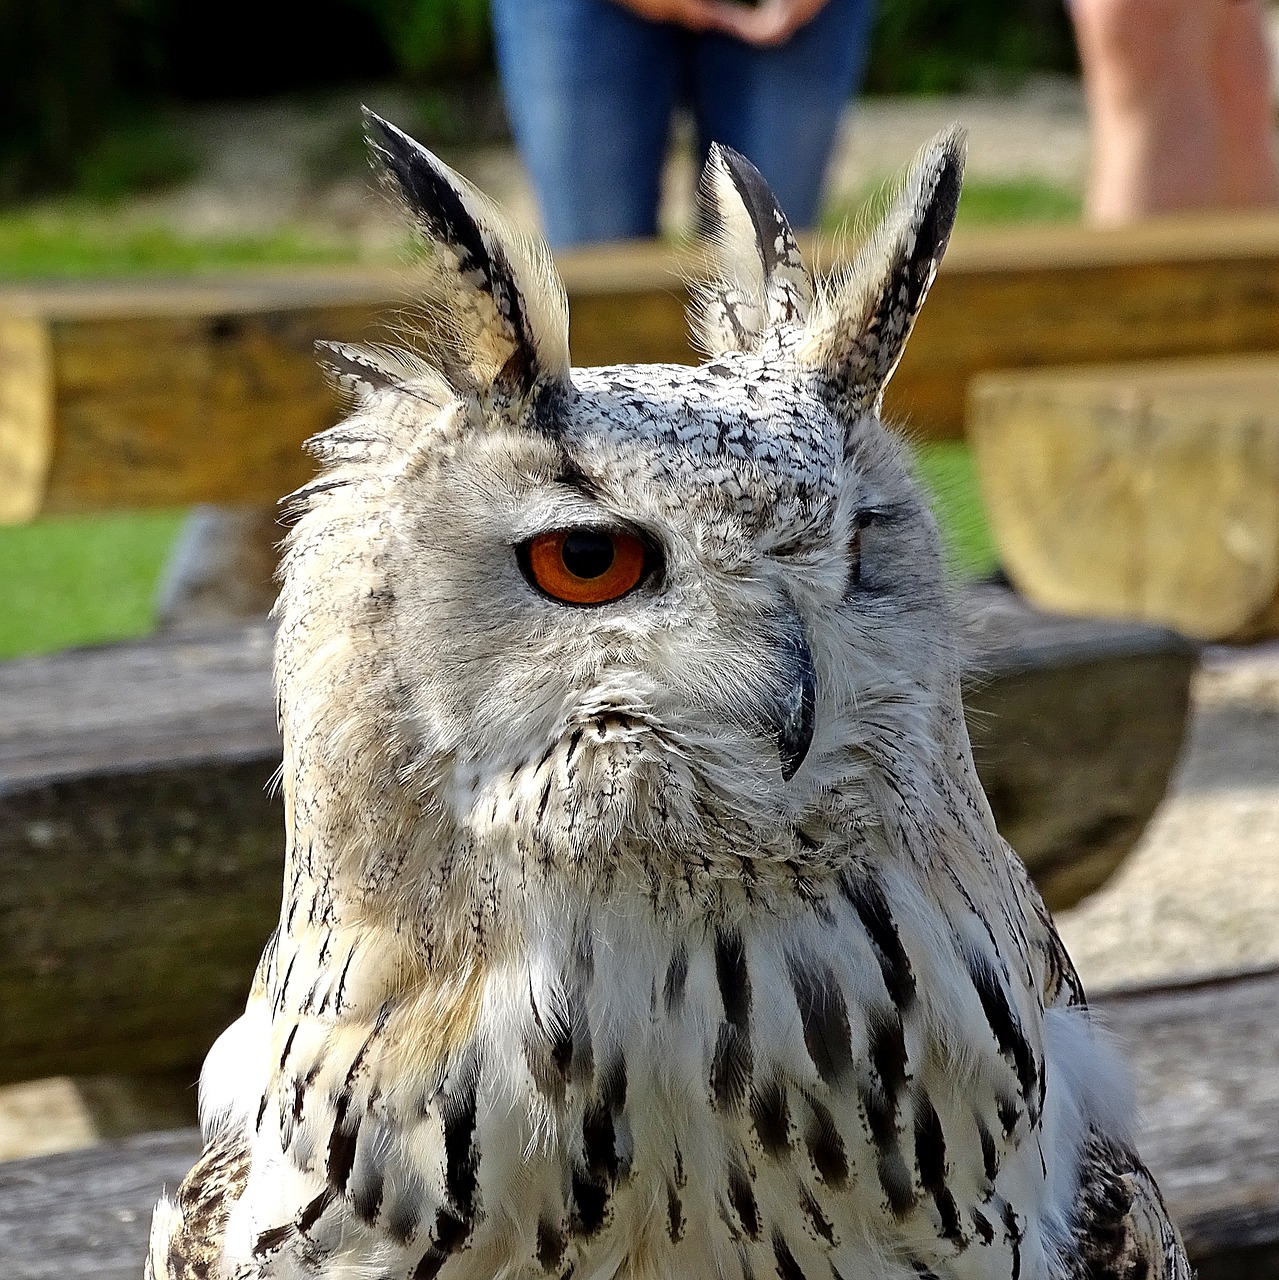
[
  {"x1": 824, "y1": 175, "x2": 1082, "y2": 234},
  {"x1": 0, "y1": 509, "x2": 186, "y2": 660},
  {"x1": 0, "y1": 215, "x2": 363, "y2": 279},
  {"x1": 915, "y1": 442, "x2": 999, "y2": 580},
  {"x1": 950, "y1": 176, "x2": 1081, "y2": 226},
  {"x1": 0, "y1": 172, "x2": 1053, "y2": 659}
]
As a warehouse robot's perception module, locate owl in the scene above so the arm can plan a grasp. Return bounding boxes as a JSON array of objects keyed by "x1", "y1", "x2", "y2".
[{"x1": 147, "y1": 113, "x2": 1189, "y2": 1280}]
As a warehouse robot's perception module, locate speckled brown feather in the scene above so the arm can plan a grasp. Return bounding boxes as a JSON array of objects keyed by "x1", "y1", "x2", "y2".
[
  {"x1": 147, "y1": 1129, "x2": 250, "y2": 1280},
  {"x1": 1066, "y1": 1133, "x2": 1190, "y2": 1280}
]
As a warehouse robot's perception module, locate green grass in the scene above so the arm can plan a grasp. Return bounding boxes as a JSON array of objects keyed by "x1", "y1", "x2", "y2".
[
  {"x1": 0, "y1": 510, "x2": 185, "y2": 660},
  {"x1": 913, "y1": 442, "x2": 1000, "y2": 580},
  {"x1": 954, "y1": 176, "x2": 1082, "y2": 225},
  {"x1": 0, "y1": 448, "x2": 996, "y2": 661},
  {"x1": 0, "y1": 215, "x2": 366, "y2": 279},
  {"x1": 826, "y1": 175, "x2": 1082, "y2": 233}
]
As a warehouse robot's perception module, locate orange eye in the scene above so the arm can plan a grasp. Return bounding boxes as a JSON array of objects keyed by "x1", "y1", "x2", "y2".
[{"x1": 522, "y1": 528, "x2": 648, "y2": 605}]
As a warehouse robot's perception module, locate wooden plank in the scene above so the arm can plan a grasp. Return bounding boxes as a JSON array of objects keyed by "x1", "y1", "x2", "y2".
[
  {"x1": 0, "y1": 1128, "x2": 199, "y2": 1280},
  {"x1": 0, "y1": 316, "x2": 51, "y2": 524},
  {"x1": 969, "y1": 354, "x2": 1279, "y2": 640},
  {"x1": 2, "y1": 966, "x2": 1276, "y2": 1280},
  {"x1": 0, "y1": 626, "x2": 282, "y2": 1084},
  {"x1": 7, "y1": 211, "x2": 1279, "y2": 519},
  {"x1": 0, "y1": 587, "x2": 1193, "y2": 1086},
  {"x1": 49, "y1": 302, "x2": 381, "y2": 513},
  {"x1": 1105, "y1": 966, "x2": 1279, "y2": 1260},
  {"x1": 892, "y1": 211, "x2": 1279, "y2": 441},
  {"x1": 0, "y1": 758, "x2": 284, "y2": 1084},
  {"x1": 0, "y1": 622, "x2": 276, "y2": 788},
  {"x1": 959, "y1": 586, "x2": 1195, "y2": 909}
]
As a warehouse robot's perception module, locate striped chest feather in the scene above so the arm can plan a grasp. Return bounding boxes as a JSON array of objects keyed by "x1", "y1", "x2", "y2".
[{"x1": 185, "y1": 864, "x2": 1118, "y2": 1280}]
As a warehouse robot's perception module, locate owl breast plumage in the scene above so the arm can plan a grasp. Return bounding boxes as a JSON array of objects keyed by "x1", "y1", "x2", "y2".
[{"x1": 147, "y1": 113, "x2": 1189, "y2": 1280}]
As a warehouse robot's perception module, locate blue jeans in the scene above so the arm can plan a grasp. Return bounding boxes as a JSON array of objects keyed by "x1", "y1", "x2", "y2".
[{"x1": 491, "y1": 0, "x2": 877, "y2": 247}]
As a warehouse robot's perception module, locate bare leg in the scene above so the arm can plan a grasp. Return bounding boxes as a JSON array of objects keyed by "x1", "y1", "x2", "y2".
[
  {"x1": 1215, "y1": 0, "x2": 1279, "y2": 206},
  {"x1": 1071, "y1": 0, "x2": 1223, "y2": 223}
]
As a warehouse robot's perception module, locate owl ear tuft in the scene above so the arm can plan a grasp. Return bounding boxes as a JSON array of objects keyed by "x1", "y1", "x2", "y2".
[
  {"x1": 690, "y1": 143, "x2": 814, "y2": 356},
  {"x1": 798, "y1": 126, "x2": 965, "y2": 418},
  {"x1": 315, "y1": 340, "x2": 444, "y2": 406},
  {"x1": 315, "y1": 341, "x2": 401, "y2": 403},
  {"x1": 364, "y1": 109, "x2": 570, "y2": 400}
]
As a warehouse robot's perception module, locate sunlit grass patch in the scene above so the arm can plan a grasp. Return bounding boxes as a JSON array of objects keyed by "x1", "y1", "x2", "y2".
[
  {"x1": 0, "y1": 510, "x2": 185, "y2": 659},
  {"x1": 0, "y1": 213, "x2": 365, "y2": 279},
  {"x1": 825, "y1": 175, "x2": 1081, "y2": 233},
  {"x1": 955, "y1": 176, "x2": 1081, "y2": 224},
  {"x1": 913, "y1": 443, "x2": 999, "y2": 581}
]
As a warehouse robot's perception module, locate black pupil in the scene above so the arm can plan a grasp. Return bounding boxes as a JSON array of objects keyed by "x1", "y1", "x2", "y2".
[{"x1": 561, "y1": 531, "x2": 615, "y2": 579}]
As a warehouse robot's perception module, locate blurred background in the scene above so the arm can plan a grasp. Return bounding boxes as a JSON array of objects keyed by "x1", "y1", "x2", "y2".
[
  {"x1": 3, "y1": 0, "x2": 1279, "y2": 1222},
  {"x1": 0, "y1": 0, "x2": 1099, "y2": 663}
]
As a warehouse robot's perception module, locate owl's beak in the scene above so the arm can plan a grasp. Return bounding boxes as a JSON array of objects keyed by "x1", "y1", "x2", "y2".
[{"x1": 771, "y1": 610, "x2": 817, "y2": 782}]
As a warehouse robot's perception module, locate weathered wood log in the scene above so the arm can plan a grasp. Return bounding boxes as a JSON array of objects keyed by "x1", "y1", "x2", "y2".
[
  {"x1": 969, "y1": 355, "x2": 1279, "y2": 641},
  {"x1": 958, "y1": 585, "x2": 1196, "y2": 909},
  {"x1": 0, "y1": 1128, "x2": 196, "y2": 1280},
  {"x1": 0, "y1": 625, "x2": 281, "y2": 1084},
  {"x1": 3, "y1": 964, "x2": 1276, "y2": 1280},
  {"x1": 0, "y1": 276, "x2": 387, "y2": 524},
  {"x1": 9, "y1": 211, "x2": 1279, "y2": 519},
  {"x1": 0, "y1": 587, "x2": 1194, "y2": 1087},
  {"x1": 1102, "y1": 966, "x2": 1279, "y2": 1266}
]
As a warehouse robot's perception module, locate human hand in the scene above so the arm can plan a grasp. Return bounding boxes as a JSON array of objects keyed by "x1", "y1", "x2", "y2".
[
  {"x1": 609, "y1": 0, "x2": 831, "y2": 42},
  {"x1": 607, "y1": 0, "x2": 742, "y2": 32},
  {"x1": 702, "y1": 0, "x2": 833, "y2": 46}
]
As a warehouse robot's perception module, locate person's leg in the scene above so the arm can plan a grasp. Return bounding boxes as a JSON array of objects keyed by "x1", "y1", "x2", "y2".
[
  {"x1": 491, "y1": 0, "x2": 680, "y2": 246},
  {"x1": 688, "y1": 0, "x2": 877, "y2": 229},
  {"x1": 1071, "y1": 0, "x2": 1223, "y2": 222},
  {"x1": 1215, "y1": 0, "x2": 1279, "y2": 207}
]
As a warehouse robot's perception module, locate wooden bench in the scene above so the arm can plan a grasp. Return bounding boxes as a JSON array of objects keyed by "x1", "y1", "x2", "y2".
[
  {"x1": 8, "y1": 212, "x2": 1279, "y2": 520},
  {"x1": 3, "y1": 962, "x2": 1276, "y2": 1280},
  {"x1": 970, "y1": 354, "x2": 1279, "y2": 641},
  {"x1": 0, "y1": 584, "x2": 1195, "y2": 1087}
]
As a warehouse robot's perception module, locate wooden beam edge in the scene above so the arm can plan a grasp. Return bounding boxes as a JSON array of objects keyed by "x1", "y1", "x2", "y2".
[
  {"x1": 5, "y1": 211, "x2": 1279, "y2": 321},
  {"x1": 0, "y1": 315, "x2": 53, "y2": 523},
  {"x1": 1091, "y1": 960, "x2": 1279, "y2": 1005}
]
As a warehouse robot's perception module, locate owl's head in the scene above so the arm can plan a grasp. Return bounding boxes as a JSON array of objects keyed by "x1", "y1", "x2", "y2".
[{"x1": 277, "y1": 114, "x2": 969, "y2": 900}]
